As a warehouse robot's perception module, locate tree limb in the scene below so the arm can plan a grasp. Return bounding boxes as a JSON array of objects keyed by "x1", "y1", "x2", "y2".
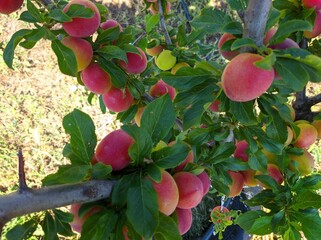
[
  {"x1": 0, "y1": 180, "x2": 115, "y2": 230},
  {"x1": 158, "y1": 0, "x2": 172, "y2": 45},
  {"x1": 243, "y1": 0, "x2": 272, "y2": 51}
]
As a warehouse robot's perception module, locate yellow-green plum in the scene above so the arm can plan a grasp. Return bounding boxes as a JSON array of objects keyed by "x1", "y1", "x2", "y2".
[
  {"x1": 63, "y1": 0, "x2": 100, "y2": 38},
  {"x1": 102, "y1": 87, "x2": 134, "y2": 112},
  {"x1": 61, "y1": 36, "x2": 93, "y2": 72},
  {"x1": 289, "y1": 150, "x2": 315, "y2": 176},
  {"x1": 0, "y1": 0, "x2": 23, "y2": 14},
  {"x1": 149, "y1": 79, "x2": 176, "y2": 100},
  {"x1": 81, "y1": 62, "x2": 112, "y2": 94},
  {"x1": 293, "y1": 122, "x2": 318, "y2": 148},
  {"x1": 173, "y1": 172, "x2": 204, "y2": 209},
  {"x1": 227, "y1": 171, "x2": 244, "y2": 197},
  {"x1": 221, "y1": 53, "x2": 275, "y2": 102},
  {"x1": 176, "y1": 208, "x2": 193, "y2": 235},
  {"x1": 218, "y1": 33, "x2": 239, "y2": 60},
  {"x1": 312, "y1": 119, "x2": 321, "y2": 138},
  {"x1": 171, "y1": 62, "x2": 190, "y2": 75},
  {"x1": 119, "y1": 47, "x2": 147, "y2": 74},
  {"x1": 150, "y1": 170, "x2": 179, "y2": 216},
  {"x1": 95, "y1": 129, "x2": 134, "y2": 171},
  {"x1": 155, "y1": 50, "x2": 177, "y2": 71}
]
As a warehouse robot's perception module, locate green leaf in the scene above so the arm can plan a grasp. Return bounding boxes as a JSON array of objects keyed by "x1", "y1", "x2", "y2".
[
  {"x1": 65, "y1": 4, "x2": 94, "y2": 18},
  {"x1": 42, "y1": 212, "x2": 58, "y2": 240},
  {"x1": 140, "y1": 95, "x2": 176, "y2": 142},
  {"x1": 53, "y1": 209, "x2": 74, "y2": 236},
  {"x1": 111, "y1": 173, "x2": 137, "y2": 207},
  {"x1": 152, "y1": 142, "x2": 190, "y2": 169},
  {"x1": 269, "y1": 20, "x2": 312, "y2": 45},
  {"x1": 27, "y1": 0, "x2": 44, "y2": 23},
  {"x1": 42, "y1": 165, "x2": 91, "y2": 186},
  {"x1": 92, "y1": 162, "x2": 112, "y2": 179},
  {"x1": 20, "y1": 27, "x2": 47, "y2": 50},
  {"x1": 3, "y1": 29, "x2": 32, "y2": 69},
  {"x1": 122, "y1": 125, "x2": 153, "y2": 165},
  {"x1": 146, "y1": 164, "x2": 163, "y2": 182},
  {"x1": 227, "y1": 0, "x2": 248, "y2": 10},
  {"x1": 283, "y1": 226, "x2": 301, "y2": 240},
  {"x1": 301, "y1": 174, "x2": 321, "y2": 190},
  {"x1": 154, "y1": 213, "x2": 181, "y2": 240},
  {"x1": 47, "y1": 9, "x2": 72, "y2": 22},
  {"x1": 19, "y1": 11, "x2": 38, "y2": 23},
  {"x1": 95, "y1": 26, "x2": 121, "y2": 45},
  {"x1": 292, "y1": 190, "x2": 321, "y2": 210},
  {"x1": 51, "y1": 39, "x2": 78, "y2": 77},
  {"x1": 230, "y1": 101, "x2": 258, "y2": 126},
  {"x1": 80, "y1": 210, "x2": 118, "y2": 240},
  {"x1": 293, "y1": 209, "x2": 321, "y2": 240},
  {"x1": 6, "y1": 219, "x2": 38, "y2": 240},
  {"x1": 97, "y1": 58, "x2": 128, "y2": 88},
  {"x1": 191, "y1": 7, "x2": 228, "y2": 34},
  {"x1": 145, "y1": 14, "x2": 160, "y2": 33},
  {"x1": 230, "y1": 38, "x2": 257, "y2": 51},
  {"x1": 255, "y1": 175, "x2": 280, "y2": 191},
  {"x1": 208, "y1": 142, "x2": 236, "y2": 164},
  {"x1": 127, "y1": 177, "x2": 159, "y2": 239},
  {"x1": 62, "y1": 109, "x2": 97, "y2": 164},
  {"x1": 96, "y1": 45, "x2": 127, "y2": 61},
  {"x1": 235, "y1": 211, "x2": 272, "y2": 235}
]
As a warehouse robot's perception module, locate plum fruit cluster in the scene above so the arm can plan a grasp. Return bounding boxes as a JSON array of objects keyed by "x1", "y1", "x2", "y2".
[{"x1": 59, "y1": 0, "x2": 149, "y2": 113}]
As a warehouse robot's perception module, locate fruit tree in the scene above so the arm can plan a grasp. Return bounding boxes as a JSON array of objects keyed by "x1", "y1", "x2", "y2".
[{"x1": 1, "y1": 0, "x2": 321, "y2": 239}]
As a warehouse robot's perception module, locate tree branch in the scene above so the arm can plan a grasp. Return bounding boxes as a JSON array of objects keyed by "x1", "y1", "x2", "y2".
[
  {"x1": 158, "y1": 0, "x2": 172, "y2": 45},
  {"x1": 18, "y1": 150, "x2": 28, "y2": 192},
  {"x1": 307, "y1": 92, "x2": 321, "y2": 107},
  {"x1": 0, "y1": 180, "x2": 115, "y2": 229},
  {"x1": 243, "y1": 0, "x2": 272, "y2": 51}
]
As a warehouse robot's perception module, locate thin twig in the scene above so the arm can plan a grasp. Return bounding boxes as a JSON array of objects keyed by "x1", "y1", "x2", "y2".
[
  {"x1": 307, "y1": 92, "x2": 321, "y2": 107},
  {"x1": 180, "y1": 0, "x2": 192, "y2": 33},
  {"x1": 158, "y1": 0, "x2": 172, "y2": 45},
  {"x1": 18, "y1": 150, "x2": 28, "y2": 192}
]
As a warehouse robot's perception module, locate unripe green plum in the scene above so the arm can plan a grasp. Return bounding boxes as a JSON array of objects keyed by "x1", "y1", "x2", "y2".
[
  {"x1": 218, "y1": 33, "x2": 239, "y2": 60},
  {"x1": 61, "y1": 36, "x2": 93, "y2": 72},
  {"x1": 0, "y1": 0, "x2": 23, "y2": 14},
  {"x1": 293, "y1": 122, "x2": 318, "y2": 148},
  {"x1": 95, "y1": 129, "x2": 134, "y2": 171},
  {"x1": 102, "y1": 87, "x2": 134, "y2": 112},
  {"x1": 63, "y1": 0, "x2": 101, "y2": 38},
  {"x1": 150, "y1": 170, "x2": 179, "y2": 216},
  {"x1": 227, "y1": 171, "x2": 244, "y2": 197},
  {"x1": 173, "y1": 172, "x2": 204, "y2": 209},
  {"x1": 155, "y1": 50, "x2": 177, "y2": 71},
  {"x1": 149, "y1": 79, "x2": 176, "y2": 100},
  {"x1": 304, "y1": 10, "x2": 321, "y2": 38},
  {"x1": 119, "y1": 47, "x2": 147, "y2": 74},
  {"x1": 221, "y1": 53, "x2": 275, "y2": 102},
  {"x1": 176, "y1": 208, "x2": 192, "y2": 235},
  {"x1": 81, "y1": 62, "x2": 112, "y2": 94}
]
